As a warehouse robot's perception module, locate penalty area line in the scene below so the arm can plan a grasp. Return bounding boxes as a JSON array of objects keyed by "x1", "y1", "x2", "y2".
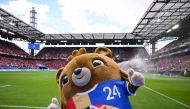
[
  {"x1": 144, "y1": 86, "x2": 190, "y2": 109},
  {"x1": 0, "y1": 104, "x2": 47, "y2": 109}
]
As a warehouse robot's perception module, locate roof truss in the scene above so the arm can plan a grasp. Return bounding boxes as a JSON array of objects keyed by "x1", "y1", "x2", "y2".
[
  {"x1": 132, "y1": 0, "x2": 190, "y2": 41},
  {"x1": 39, "y1": 33, "x2": 145, "y2": 41},
  {"x1": 0, "y1": 8, "x2": 44, "y2": 39}
]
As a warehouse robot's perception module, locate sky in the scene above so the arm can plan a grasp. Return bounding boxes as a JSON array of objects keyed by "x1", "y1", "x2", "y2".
[
  {"x1": 0, "y1": 0, "x2": 154, "y2": 34},
  {"x1": 0, "y1": 0, "x2": 173, "y2": 54}
]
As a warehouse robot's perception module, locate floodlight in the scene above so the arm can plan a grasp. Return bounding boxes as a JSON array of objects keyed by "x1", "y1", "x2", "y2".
[
  {"x1": 172, "y1": 24, "x2": 179, "y2": 30},
  {"x1": 8, "y1": 31, "x2": 14, "y2": 35},
  {"x1": 156, "y1": 18, "x2": 161, "y2": 22},
  {"x1": 115, "y1": 55, "x2": 120, "y2": 58},
  {"x1": 1, "y1": 28, "x2": 7, "y2": 32},
  {"x1": 166, "y1": 29, "x2": 172, "y2": 33},
  {"x1": 0, "y1": 16, "x2": 3, "y2": 20},
  {"x1": 9, "y1": 21, "x2": 15, "y2": 26}
]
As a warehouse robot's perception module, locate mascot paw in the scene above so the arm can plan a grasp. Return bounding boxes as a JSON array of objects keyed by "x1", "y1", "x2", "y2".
[
  {"x1": 48, "y1": 97, "x2": 60, "y2": 109},
  {"x1": 127, "y1": 68, "x2": 144, "y2": 86}
]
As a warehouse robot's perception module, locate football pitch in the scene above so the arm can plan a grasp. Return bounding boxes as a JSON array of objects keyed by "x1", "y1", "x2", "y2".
[{"x1": 0, "y1": 71, "x2": 190, "y2": 109}]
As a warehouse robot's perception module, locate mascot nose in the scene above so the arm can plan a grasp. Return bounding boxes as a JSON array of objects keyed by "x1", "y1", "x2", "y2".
[{"x1": 74, "y1": 68, "x2": 82, "y2": 75}]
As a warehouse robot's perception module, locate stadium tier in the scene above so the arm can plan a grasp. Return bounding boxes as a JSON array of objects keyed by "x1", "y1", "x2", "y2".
[
  {"x1": 36, "y1": 47, "x2": 149, "y2": 60},
  {"x1": 0, "y1": 55, "x2": 67, "y2": 69},
  {"x1": 1, "y1": 37, "x2": 190, "y2": 75},
  {"x1": 150, "y1": 54, "x2": 190, "y2": 71},
  {"x1": 0, "y1": 40, "x2": 149, "y2": 69},
  {"x1": 154, "y1": 36, "x2": 190, "y2": 55},
  {"x1": 145, "y1": 35, "x2": 190, "y2": 76},
  {"x1": 0, "y1": 40, "x2": 30, "y2": 57},
  {"x1": 36, "y1": 47, "x2": 72, "y2": 59}
]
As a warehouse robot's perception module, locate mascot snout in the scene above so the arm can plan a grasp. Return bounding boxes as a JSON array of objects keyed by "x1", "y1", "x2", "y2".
[{"x1": 72, "y1": 67, "x2": 91, "y2": 87}]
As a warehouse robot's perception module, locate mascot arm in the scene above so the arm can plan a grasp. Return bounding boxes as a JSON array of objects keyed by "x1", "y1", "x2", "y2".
[
  {"x1": 48, "y1": 97, "x2": 60, "y2": 109},
  {"x1": 121, "y1": 68, "x2": 144, "y2": 94}
]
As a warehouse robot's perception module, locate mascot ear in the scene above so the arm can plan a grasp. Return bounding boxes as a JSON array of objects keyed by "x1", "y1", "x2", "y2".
[
  {"x1": 94, "y1": 47, "x2": 112, "y2": 58},
  {"x1": 68, "y1": 48, "x2": 87, "y2": 61},
  {"x1": 56, "y1": 67, "x2": 64, "y2": 84}
]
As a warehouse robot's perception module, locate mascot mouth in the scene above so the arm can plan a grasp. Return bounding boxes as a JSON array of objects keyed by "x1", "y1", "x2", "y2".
[
  {"x1": 72, "y1": 67, "x2": 91, "y2": 87},
  {"x1": 76, "y1": 74, "x2": 84, "y2": 79}
]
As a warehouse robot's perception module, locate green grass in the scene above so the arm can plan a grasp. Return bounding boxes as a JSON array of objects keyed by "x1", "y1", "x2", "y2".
[
  {"x1": 130, "y1": 75, "x2": 190, "y2": 109},
  {"x1": 0, "y1": 71, "x2": 59, "y2": 109},
  {"x1": 0, "y1": 71, "x2": 190, "y2": 109}
]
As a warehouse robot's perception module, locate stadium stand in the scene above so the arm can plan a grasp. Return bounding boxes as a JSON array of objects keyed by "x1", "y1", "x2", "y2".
[
  {"x1": 0, "y1": 40, "x2": 30, "y2": 57},
  {"x1": 1, "y1": 35, "x2": 189, "y2": 75},
  {"x1": 0, "y1": 55, "x2": 67, "y2": 69},
  {"x1": 0, "y1": 43, "x2": 149, "y2": 69},
  {"x1": 36, "y1": 47, "x2": 149, "y2": 60},
  {"x1": 149, "y1": 41, "x2": 190, "y2": 76},
  {"x1": 154, "y1": 36, "x2": 190, "y2": 55},
  {"x1": 36, "y1": 47, "x2": 72, "y2": 59},
  {"x1": 0, "y1": 39, "x2": 68, "y2": 69},
  {"x1": 150, "y1": 55, "x2": 190, "y2": 70}
]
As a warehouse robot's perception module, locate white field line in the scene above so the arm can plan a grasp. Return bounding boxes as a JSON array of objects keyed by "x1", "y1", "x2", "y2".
[
  {"x1": 144, "y1": 86, "x2": 190, "y2": 109},
  {"x1": 0, "y1": 105, "x2": 47, "y2": 109},
  {"x1": 0, "y1": 85, "x2": 11, "y2": 88},
  {"x1": 0, "y1": 84, "x2": 47, "y2": 109}
]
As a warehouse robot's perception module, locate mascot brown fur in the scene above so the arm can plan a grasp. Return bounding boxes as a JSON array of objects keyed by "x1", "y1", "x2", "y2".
[{"x1": 50, "y1": 47, "x2": 144, "y2": 109}]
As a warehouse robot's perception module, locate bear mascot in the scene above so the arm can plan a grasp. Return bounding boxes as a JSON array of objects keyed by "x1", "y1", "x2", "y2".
[{"x1": 48, "y1": 47, "x2": 144, "y2": 109}]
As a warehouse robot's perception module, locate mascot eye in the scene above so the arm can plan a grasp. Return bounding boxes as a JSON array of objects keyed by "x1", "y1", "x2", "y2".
[
  {"x1": 62, "y1": 76, "x2": 68, "y2": 86},
  {"x1": 92, "y1": 60, "x2": 104, "y2": 67}
]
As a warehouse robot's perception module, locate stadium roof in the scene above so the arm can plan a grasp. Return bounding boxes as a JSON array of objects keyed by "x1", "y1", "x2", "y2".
[
  {"x1": 0, "y1": 8, "x2": 44, "y2": 39},
  {"x1": 39, "y1": 33, "x2": 143, "y2": 40},
  {"x1": 132, "y1": 0, "x2": 190, "y2": 41},
  {"x1": 1, "y1": 0, "x2": 190, "y2": 43},
  {"x1": 40, "y1": 33, "x2": 144, "y2": 45}
]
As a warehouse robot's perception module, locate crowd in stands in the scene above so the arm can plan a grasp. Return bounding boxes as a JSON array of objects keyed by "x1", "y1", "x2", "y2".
[
  {"x1": 36, "y1": 47, "x2": 72, "y2": 59},
  {"x1": 1, "y1": 34, "x2": 190, "y2": 75},
  {"x1": 0, "y1": 42, "x2": 149, "y2": 69},
  {"x1": 148, "y1": 54, "x2": 190, "y2": 75},
  {"x1": 0, "y1": 40, "x2": 29, "y2": 57},
  {"x1": 156, "y1": 36, "x2": 190, "y2": 54},
  {"x1": 1, "y1": 37, "x2": 189, "y2": 75},
  {"x1": 0, "y1": 39, "x2": 150, "y2": 69},
  {"x1": 148, "y1": 36, "x2": 190, "y2": 76},
  {"x1": 36, "y1": 47, "x2": 149, "y2": 60},
  {"x1": 0, "y1": 55, "x2": 67, "y2": 69},
  {"x1": 2, "y1": 36, "x2": 189, "y2": 74}
]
